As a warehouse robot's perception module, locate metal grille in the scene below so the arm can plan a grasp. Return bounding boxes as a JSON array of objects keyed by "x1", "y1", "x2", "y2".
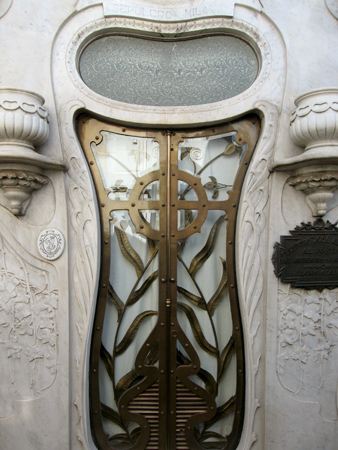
[{"x1": 78, "y1": 115, "x2": 260, "y2": 450}]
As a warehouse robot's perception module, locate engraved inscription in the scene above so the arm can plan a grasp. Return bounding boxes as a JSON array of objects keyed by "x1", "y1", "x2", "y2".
[
  {"x1": 103, "y1": 2, "x2": 235, "y2": 20},
  {"x1": 273, "y1": 220, "x2": 338, "y2": 290}
]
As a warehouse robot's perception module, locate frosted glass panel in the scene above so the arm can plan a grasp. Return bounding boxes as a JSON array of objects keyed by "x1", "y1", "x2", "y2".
[{"x1": 79, "y1": 35, "x2": 258, "y2": 106}]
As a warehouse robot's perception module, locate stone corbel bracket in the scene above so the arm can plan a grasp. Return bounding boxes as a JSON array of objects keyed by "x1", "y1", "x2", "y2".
[
  {"x1": 0, "y1": 88, "x2": 67, "y2": 215},
  {"x1": 270, "y1": 87, "x2": 338, "y2": 217}
]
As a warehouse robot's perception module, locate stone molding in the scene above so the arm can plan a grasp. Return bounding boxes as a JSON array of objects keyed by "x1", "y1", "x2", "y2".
[
  {"x1": 0, "y1": 88, "x2": 66, "y2": 215},
  {"x1": 52, "y1": 4, "x2": 286, "y2": 448}
]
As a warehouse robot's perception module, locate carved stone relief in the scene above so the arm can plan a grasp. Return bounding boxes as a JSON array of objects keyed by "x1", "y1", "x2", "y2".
[
  {"x1": 277, "y1": 284, "x2": 338, "y2": 421},
  {"x1": 237, "y1": 101, "x2": 279, "y2": 448},
  {"x1": 0, "y1": 223, "x2": 58, "y2": 419}
]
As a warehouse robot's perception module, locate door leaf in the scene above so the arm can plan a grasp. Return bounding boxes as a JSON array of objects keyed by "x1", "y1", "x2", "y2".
[
  {"x1": 101, "y1": 403, "x2": 127, "y2": 431},
  {"x1": 115, "y1": 310, "x2": 158, "y2": 356},
  {"x1": 208, "y1": 258, "x2": 228, "y2": 316},
  {"x1": 189, "y1": 215, "x2": 225, "y2": 278},
  {"x1": 177, "y1": 286, "x2": 206, "y2": 310},
  {"x1": 115, "y1": 227, "x2": 144, "y2": 278},
  {"x1": 126, "y1": 271, "x2": 158, "y2": 307},
  {"x1": 147, "y1": 238, "x2": 158, "y2": 260},
  {"x1": 204, "y1": 395, "x2": 236, "y2": 430},
  {"x1": 115, "y1": 368, "x2": 140, "y2": 400},
  {"x1": 100, "y1": 344, "x2": 114, "y2": 382},
  {"x1": 217, "y1": 336, "x2": 235, "y2": 381},
  {"x1": 107, "y1": 284, "x2": 124, "y2": 322},
  {"x1": 178, "y1": 302, "x2": 217, "y2": 356}
]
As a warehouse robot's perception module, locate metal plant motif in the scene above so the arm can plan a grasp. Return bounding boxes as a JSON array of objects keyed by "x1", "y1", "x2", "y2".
[{"x1": 77, "y1": 115, "x2": 260, "y2": 450}]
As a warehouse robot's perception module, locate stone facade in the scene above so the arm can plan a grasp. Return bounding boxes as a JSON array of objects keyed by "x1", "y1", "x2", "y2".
[{"x1": 0, "y1": 0, "x2": 337, "y2": 449}]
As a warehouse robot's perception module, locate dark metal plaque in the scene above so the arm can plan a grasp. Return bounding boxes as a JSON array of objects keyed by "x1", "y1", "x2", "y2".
[{"x1": 272, "y1": 219, "x2": 338, "y2": 291}]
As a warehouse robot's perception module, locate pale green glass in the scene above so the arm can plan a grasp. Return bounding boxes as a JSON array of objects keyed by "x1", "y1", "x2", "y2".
[{"x1": 80, "y1": 35, "x2": 258, "y2": 106}]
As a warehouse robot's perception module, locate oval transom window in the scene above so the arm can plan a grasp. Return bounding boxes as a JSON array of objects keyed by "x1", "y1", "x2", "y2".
[{"x1": 79, "y1": 35, "x2": 259, "y2": 106}]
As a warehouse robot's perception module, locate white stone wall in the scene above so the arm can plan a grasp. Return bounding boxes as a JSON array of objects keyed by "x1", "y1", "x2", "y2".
[{"x1": 0, "y1": 0, "x2": 337, "y2": 449}]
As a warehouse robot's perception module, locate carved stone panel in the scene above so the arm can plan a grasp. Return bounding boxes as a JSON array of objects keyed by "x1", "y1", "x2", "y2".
[
  {"x1": 0, "y1": 228, "x2": 58, "y2": 418},
  {"x1": 277, "y1": 285, "x2": 338, "y2": 421}
]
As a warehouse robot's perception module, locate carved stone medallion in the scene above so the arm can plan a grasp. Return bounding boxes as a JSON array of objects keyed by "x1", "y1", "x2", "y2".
[{"x1": 38, "y1": 229, "x2": 65, "y2": 260}]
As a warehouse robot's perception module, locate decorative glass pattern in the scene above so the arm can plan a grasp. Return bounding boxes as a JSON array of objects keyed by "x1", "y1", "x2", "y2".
[{"x1": 79, "y1": 35, "x2": 259, "y2": 106}]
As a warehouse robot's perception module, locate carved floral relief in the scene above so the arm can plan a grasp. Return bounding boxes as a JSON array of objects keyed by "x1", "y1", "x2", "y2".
[
  {"x1": 0, "y1": 231, "x2": 58, "y2": 418},
  {"x1": 277, "y1": 285, "x2": 338, "y2": 421}
]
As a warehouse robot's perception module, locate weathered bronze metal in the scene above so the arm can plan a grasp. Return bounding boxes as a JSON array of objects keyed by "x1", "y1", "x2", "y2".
[
  {"x1": 273, "y1": 219, "x2": 338, "y2": 291},
  {"x1": 77, "y1": 115, "x2": 260, "y2": 450}
]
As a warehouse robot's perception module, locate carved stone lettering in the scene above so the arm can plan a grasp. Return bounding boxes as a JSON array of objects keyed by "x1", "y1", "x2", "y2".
[{"x1": 103, "y1": 2, "x2": 234, "y2": 20}]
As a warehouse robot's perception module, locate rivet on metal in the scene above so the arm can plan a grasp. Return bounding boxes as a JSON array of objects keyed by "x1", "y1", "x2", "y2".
[
  {"x1": 96, "y1": 326, "x2": 100, "y2": 331},
  {"x1": 202, "y1": 204, "x2": 206, "y2": 207},
  {"x1": 172, "y1": 173, "x2": 176, "y2": 176},
  {"x1": 94, "y1": 410, "x2": 98, "y2": 414},
  {"x1": 162, "y1": 172, "x2": 166, "y2": 176},
  {"x1": 185, "y1": 343, "x2": 189, "y2": 348},
  {"x1": 90, "y1": 161, "x2": 94, "y2": 165},
  {"x1": 95, "y1": 136, "x2": 99, "y2": 140},
  {"x1": 231, "y1": 284, "x2": 235, "y2": 288},
  {"x1": 140, "y1": 181, "x2": 144, "y2": 185},
  {"x1": 172, "y1": 203, "x2": 175, "y2": 207},
  {"x1": 100, "y1": 203, "x2": 105, "y2": 207},
  {"x1": 171, "y1": 234, "x2": 175, "y2": 237},
  {"x1": 93, "y1": 369, "x2": 97, "y2": 373},
  {"x1": 138, "y1": 365, "x2": 142, "y2": 369},
  {"x1": 236, "y1": 326, "x2": 239, "y2": 331},
  {"x1": 161, "y1": 278, "x2": 166, "y2": 283},
  {"x1": 140, "y1": 225, "x2": 144, "y2": 229},
  {"x1": 161, "y1": 370, "x2": 164, "y2": 374},
  {"x1": 131, "y1": 203, "x2": 135, "y2": 207},
  {"x1": 122, "y1": 128, "x2": 126, "y2": 132},
  {"x1": 228, "y1": 240, "x2": 232, "y2": 244},
  {"x1": 170, "y1": 278, "x2": 175, "y2": 282},
  {"x1": 104, "y1": 240, "x2": 108, "y2": 244},
  {"x1": 170, "y1": 411, "x2": 174, "y2": 415},
  {"x1": 171, "y1": 370, "x2": 174, "y2": 374},
  {"x1": 161, "y1": 204, "x2": 165, "y2": 207},
  {"x1": 161, "y1": 322, "x2": 164, "y2": 327},
  {"x1": 232, "y1": 203, "x2": 237, "y2": 207},
  {"x1": 146, "y1": 343, "x2": 150, "y2": 347},
  {"x1": 102, "y1": 283, "x2": 106, "y2": 288},
  {"x1": 194, "y1": 387, "x2": 198, "y2": 391}
]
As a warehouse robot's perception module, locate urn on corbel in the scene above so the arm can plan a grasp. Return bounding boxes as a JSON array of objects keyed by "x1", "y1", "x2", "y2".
[
  {"x1": 272, "y1": 88, "x2": 338, "y2": 217},
  {"x1": 0, "y1": 88, "x2": 66, "y2": 215}
]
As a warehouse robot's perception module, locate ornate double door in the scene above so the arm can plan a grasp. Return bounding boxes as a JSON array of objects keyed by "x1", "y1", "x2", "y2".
[{"x1": 78, "y1": 115, "x2": 259, "y2": 450}]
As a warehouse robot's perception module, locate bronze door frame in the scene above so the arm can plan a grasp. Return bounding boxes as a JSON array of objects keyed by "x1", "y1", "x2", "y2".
[{"x1": 78, "y1": 115, "x2": 260, "y2": 450}]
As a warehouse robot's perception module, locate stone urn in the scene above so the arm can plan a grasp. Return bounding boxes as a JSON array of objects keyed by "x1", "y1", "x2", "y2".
[
  {"x1": 290, "y1": 88, "x2": 338, "y2": 152},
  {"x1": 0, "y1": 88, "x2": 49, "y2": 150}
]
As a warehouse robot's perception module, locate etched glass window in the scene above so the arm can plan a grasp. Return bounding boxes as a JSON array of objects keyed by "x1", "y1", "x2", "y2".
[{"x1": 79, "y1": 35, "x2": 259, "y2": 106}]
